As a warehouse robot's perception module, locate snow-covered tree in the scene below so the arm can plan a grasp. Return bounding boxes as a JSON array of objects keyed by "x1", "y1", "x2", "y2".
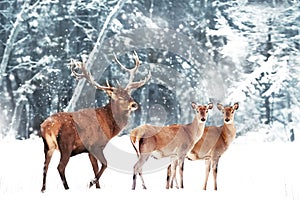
[
  {"x1": 225, "y1": 1, "x2": 300, "y2": 140},
  {"x1": 0, "y1": 0, "x2": 113, "y2": 138},
  {"x1": 0, "y1": 0, "x2": 299, "y2": 141}
]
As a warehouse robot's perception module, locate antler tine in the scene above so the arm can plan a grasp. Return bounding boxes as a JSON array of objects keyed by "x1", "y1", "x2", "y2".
[
  {"x1": 113, "y1": 52, "x2": 130, "y2": 72},
  {"x1": 132, "y1": 50, "x2": 140, "y2": 72},
  {"x1": 69, "y1": 59, "x2": 111, "y2": 91},
  {"x1": 114, "y1": 51, "x2": 149, "y2": 91},
  {"x1": 70, "y1": 59, "x2": 85, "y2": 79},
  {"x1": 125, "y1": 70, "x2": 151, "y2": 91},
  {"x1": 125, "y1": 51, "x2": 141, "y2": 89},
  {"x1": 70, "y1": 59, "x2": 91, "y2": 80},
  {"x1": 106, "y1": 80, "x2": 111, "y2": 87}
]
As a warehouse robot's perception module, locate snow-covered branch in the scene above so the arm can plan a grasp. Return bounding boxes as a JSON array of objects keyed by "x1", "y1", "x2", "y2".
[{"x1": 0, "y1": 0, "x2": 41, "y2": 85}]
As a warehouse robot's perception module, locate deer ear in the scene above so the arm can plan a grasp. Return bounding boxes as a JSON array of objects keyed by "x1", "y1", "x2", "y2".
[
  {"x1": 191, "y1": 102, "x2": 197, "y2": 110},
  {"x1": 207, "y1": 103, "x2": 213, "y2": 109},
  {"x1": 233, "y1": 102, "x2": 239, "y2": 110},
  {"x1": 217, "y1": 103, "x2": 223, "y2": 111}
]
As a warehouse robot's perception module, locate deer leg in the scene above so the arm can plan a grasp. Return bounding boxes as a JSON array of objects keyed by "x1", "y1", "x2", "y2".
[
  {"x1": 178, "y1": 157, "x2": 185, "y2": 189},
  {"x1": 169, "y1": 160, "x2": 179, "y2": 189},
  {"x1": 203, "y1": 159, "x2": 211, "y2": 190},
  {"x1": 89, "y1": 147, "x2": 107, "y2": 188},
  {"x1": 88, "y1": 153, "x2": 100, "y2": 188},
  {"x1": 41, "y1": 139, "x2": 55, "y2": 192},
  {"x1": 212, "y1": 158, "x2": 219, "y2": 191},
  {"x1": 57, "y1": 148, "x2": 72, "y2": 190},
  {"x1": 138, "y1": 171, "x2": 147, "y2": 189},
  {"x1": 132, "y1": 153, "x2": 149, "y2": 190},
  {"x1": 166, "y1": 164, "x2": 171, "y2": 189}
]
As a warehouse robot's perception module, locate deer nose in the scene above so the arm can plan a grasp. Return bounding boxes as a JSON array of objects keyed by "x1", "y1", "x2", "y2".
[
  {"x1": 201, "y1": 118, "x2": 206, "y2": 122},
  {"x1": 130, "y1": 102, "x2": 138, "y2": 110},
  {"x1": 225, "y1": 118, "x2": 230, "y2": 122}
]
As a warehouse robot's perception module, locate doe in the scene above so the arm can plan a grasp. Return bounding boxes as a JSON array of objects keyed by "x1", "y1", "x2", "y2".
[
  {"x1": 130, "y1": 102, "x2": 213, "y2": 190},
  {"x1": 166, "y1": 102, "x2": 239, "y2": 190}
]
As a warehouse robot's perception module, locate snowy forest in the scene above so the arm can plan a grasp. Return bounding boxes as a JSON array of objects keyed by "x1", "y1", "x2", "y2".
[{"x1": 0, "y1": 0, "x2": 299, "y2": 142}]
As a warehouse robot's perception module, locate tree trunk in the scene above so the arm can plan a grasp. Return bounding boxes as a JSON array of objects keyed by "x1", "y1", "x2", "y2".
[
  {"x1": 8, "y1": 96, "x2": 28, "y2": 139},
  {"x1": 0, "y1": 0, "x2": 39, "y2": 85},
  {"x1": 265, "y1": 96, "x2": 271, "y2": 124},
  {"x1": 65, "y1": 0, "x2": 127, "y2": 112}
]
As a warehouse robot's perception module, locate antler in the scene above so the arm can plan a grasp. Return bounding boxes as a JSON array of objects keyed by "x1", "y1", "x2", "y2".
[
  {"x1": 69, "y1": 59, "x2": 111, "y2": 91},
  {"x1": 114, "y1": 51, "x2": 151, "y2": 92}
]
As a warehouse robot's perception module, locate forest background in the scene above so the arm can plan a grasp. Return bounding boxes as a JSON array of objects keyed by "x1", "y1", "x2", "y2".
[{"x1": 0, "y1": 0, "x2": 299, "y2": 142}]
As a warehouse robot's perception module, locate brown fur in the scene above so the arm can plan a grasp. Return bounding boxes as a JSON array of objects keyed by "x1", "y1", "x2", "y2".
[
  {"x1": 41, "y1": 53, "x2": 150, "y2": 192},
  {"x1": 166, "y1": 102, "x2": 239, "y2": 190},
  {"x1": 130, "y1": 102, "x2": 213, "y2": 190}
]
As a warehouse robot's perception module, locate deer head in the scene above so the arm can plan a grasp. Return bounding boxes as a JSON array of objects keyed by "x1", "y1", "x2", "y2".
[
  {"x1": 191, "y1": 102, "x2": 213, "y2": 123},
  {"x1": 70, "y1": 51, "x2": 151, "y2": 112},
  {"x1": 217, "y1": 102, "x2": 239, "y2": 124}
]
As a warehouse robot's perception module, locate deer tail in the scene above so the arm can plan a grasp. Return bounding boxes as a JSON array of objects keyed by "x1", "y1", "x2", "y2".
[
  {"x1": 130, "y1": 129, "x2": 142, "y2": 158},
  {"x1": 40, "y1": 117, "x2": 60, "y2": 151}
]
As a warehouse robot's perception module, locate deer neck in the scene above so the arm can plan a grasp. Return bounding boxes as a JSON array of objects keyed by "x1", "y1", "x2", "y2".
[
  {"x1": 221, "y1": 123, "x2": 236, "y2": 146},
  {"x1": 102, "y1": 101, "x2": 130, "y2": 138},
  {"x1": 189, "y1": 116, "x2": 206, "y2": 140}
]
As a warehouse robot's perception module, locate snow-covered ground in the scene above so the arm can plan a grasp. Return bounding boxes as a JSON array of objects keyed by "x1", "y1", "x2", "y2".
[{"x1": 0, "y1": 135, "x2": 299, "y2": 200}]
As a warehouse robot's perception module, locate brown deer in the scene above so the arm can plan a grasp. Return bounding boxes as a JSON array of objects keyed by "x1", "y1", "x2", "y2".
[
  {"x1": 130, "y1": 102, "x2": 213, "y2": 190},
  {"x1": 166, "y1": 102, "x2": 239, "y2": 190},
  {"x1": 40, "y1": 51, "x2": 150, "y2": 192}
]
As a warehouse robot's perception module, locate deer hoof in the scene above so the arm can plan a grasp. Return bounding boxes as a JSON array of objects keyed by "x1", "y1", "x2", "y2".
[{"x1": 89, "y1": 179, "x2": 97, "y2": 188}]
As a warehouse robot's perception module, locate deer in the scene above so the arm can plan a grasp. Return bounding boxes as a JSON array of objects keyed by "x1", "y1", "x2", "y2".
[
  {"x1": 40, "y1": 51, "x2": 151, "y2": 192},
  {"x1": 166, "y1": 102, "x2": 239, "y2": 190},
  {"x1": 130, "y1": 102, "x2": 213, "y2": 190}
]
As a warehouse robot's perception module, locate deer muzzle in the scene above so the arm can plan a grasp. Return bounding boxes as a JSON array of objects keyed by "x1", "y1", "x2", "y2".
[{"x1": 225, "y1": 118, "x2": 230, "y2": 123}]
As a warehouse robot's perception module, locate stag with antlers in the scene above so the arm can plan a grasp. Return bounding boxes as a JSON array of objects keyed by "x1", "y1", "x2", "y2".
[{"x1": 40, "y1": 51, "x2": 150, "y2": 192}]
